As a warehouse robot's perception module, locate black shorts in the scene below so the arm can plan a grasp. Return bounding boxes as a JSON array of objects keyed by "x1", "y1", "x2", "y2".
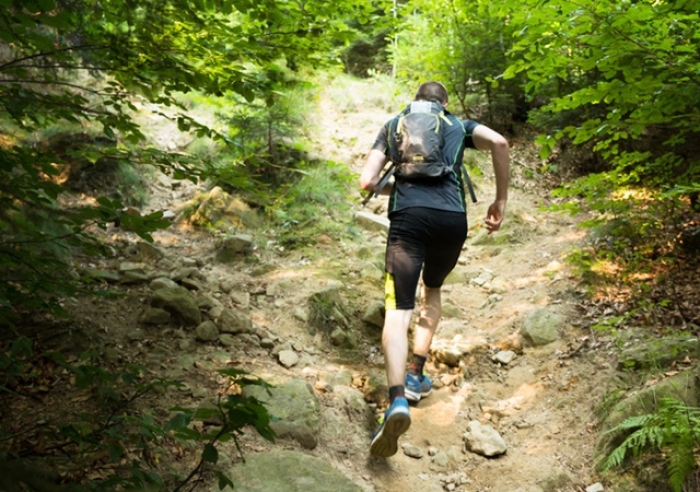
[{"x1": 385, "y1": 207, "x2": 468, "y2": 310}]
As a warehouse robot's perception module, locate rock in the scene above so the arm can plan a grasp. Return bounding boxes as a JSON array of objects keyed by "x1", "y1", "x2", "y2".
[
  {"x1": 402, "y1": 443, "x2": 424, "y2": 459},
  {"x1": 219, "y1": 279, "x2": 235, "y2": 293},
  {"x1": 444, "y1": 267, "x2": 469, "y2": 285},
  {"x1": 463, "y1": 421, "x2": 507, "y2": 457},
  {"x1": 266, "y1": 279, "x2": 294, "y2": 297},
  {"x1": 307, "y1": 283, "x2": 349, "y2": 333},
  {"x1": 243, "y1": 378, "x2": 322, "y2": 449},
  {"x1": 216, "y1": 233, "x2": 254, "y2": 263},
  {"x1": 539, "y1": 468, "x2": 575, "y2": 492},
  {"x1": 216, "y1": 307, "x2": 253, "y2": 334},
  {"x1": 260, "y1": 338, "x2": 275, "y2": 349},
  {"x1": 617, "y1": 335, "x2": 700, "y2": 370},
  {"x1": 331, "y1": 369, "x2": 354, "y2": 387},
  {"x1": 430, "y1": 450, "x2": 450, "y2": 470},
  {"x1": 586, "y1": 483, "x2": 604, "y2": 492},
  {"x1": 486, "y1": 280, "x2": 508, "y2": 294},
  {"x1": 330, "y1": 327, "x2": 347, "y2": 346},
  {"x1": 359, "y1": 261, "x2": 384, "y2": 281},
  {"x1": 161, "y1": 210, "x2": 176, "y2": 221},
  {"x1": 181, "y1": 257, "x2": 198, "y2": 267},
  {"x1": 492, "y1": 350, "x2": 516, "y2": 365},
  {"x1": 333, "y1": 385, "x2": 373, "y2": 428},
  {"x1": 139, "y1": 307, "x2": 171, "y2": 325},
  {"x1": 230, "y1": 291, "x2": 250, "y2": 308},
  {"x1": 272, "y1": 340, "x2": 293, "y2": 356},
  {"x1": 278, "y1": 350, "x2": 299, "y2": 368},
  {"x1": 170, "y1": 266, "x2": 200, "y2": 281},
  {"x1": 150, "y1": 277, "x2": 179, "y2": 290},
  {"x1": 441, "y1": 300, "x2": 462, "y2": 318},
  {"x1": 119, "y1": 261, "x2": 145, "y2": 274},
  {"x1": 354, "y1": 210, "x2": 390, "y2": 233},
  {"x1": 186, "y1": 186, "x2": 260, "y2": 232},
  {"x1": 315, "y1": 380, "x2": 332, "y2": 392},
  {"x1": 521, "y1": 308, "x2": 563, "y2": 346},
  {"x1": 127, "y1": 328, "x2": 147, "y2": 341},
  {"x1": 195, "y1": 321, "x2": 219, "y2": 342},
  {"x1": 251, "y1": 262, "x2": 276, "y2": 276},
  {"x1": 431, "y1": 335, "x2": 489, "y2": 367},
  {"x1": 180, "y1": 277, "x2": 202, "y2": 291},
  {"x1": 362, "y1": 300, "x2": 385, "y2": 328},
  {"x1": 220, "y1": 449, "x2": 362, "y2": 492},
  {"x1": 134, "y1": 241, "x2": 165, "y2": 262},
  {"x1": 219, "y1": 334, "x2": 237, "y2": 348},
  {"x1": 121, "y1": 271, "x2": 151, "y2": 284},
  {"x1": 84, "y1": 269, "x2": 121, "y2": 283},
  {"x1": 151, "y1": 286, "x2": 201, "y2": 326}
]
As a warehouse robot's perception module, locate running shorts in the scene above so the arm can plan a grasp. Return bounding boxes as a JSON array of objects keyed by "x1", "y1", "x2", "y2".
[{"x1": 384, "y1": 207, "x2": 468, "y2": 310}]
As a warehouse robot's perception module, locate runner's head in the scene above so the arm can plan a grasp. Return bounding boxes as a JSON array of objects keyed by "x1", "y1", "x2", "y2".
[{"x1": 415, "y1": 81, "x2": 448, "y2": 105}]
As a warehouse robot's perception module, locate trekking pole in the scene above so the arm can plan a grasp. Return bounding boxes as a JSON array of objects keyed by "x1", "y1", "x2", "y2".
[{"x1": 361, "y1": 164, "x2": 396, "y2": 207}]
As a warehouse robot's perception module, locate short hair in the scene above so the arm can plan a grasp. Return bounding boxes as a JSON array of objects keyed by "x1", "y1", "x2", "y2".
[{"x1": 414, "y1": 81, "x2": 448, "y2": 104}]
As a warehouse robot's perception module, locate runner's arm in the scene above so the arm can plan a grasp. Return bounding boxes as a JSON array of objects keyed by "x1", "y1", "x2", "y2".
[
  {"x1": 472, "y1": 125, "x2": 510, "y2": 233},
  {"x1": 360, "y1": 149, "x2": 390, "y2": 194}
]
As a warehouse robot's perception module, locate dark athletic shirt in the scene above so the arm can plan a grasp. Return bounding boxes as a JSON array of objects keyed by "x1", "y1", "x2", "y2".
[{"x1": 370, "y1": 105, "x2": 479, "y2": 217}]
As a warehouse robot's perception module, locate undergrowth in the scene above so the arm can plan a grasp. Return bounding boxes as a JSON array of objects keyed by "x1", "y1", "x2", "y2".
[{"x1": 603, "y1": 398, "x2": 700, "y2": 492}]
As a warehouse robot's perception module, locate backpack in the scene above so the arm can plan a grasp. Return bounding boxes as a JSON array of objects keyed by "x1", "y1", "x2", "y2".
[
  {"x1": 361, "y1": 100, "x2": 477, "y2": 206},
  {"x1": 389, "y1": 100, "x2": 453, "y2": 180}
]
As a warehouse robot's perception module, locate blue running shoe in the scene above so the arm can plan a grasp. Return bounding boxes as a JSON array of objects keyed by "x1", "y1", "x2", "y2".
[
  {"x1": 370, "y1": 397, "x2": 411, "y2": 457},
  {"x1": 405, "y1": 373, "x2": 432, "y2": 402}
]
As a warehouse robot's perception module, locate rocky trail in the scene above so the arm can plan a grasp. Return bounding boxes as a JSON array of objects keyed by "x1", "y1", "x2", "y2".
[{"x1": 15, "y1": 77, "x2": 626, "y2": 492}]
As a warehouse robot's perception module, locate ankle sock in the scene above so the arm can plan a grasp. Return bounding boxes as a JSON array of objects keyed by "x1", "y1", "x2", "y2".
[
  {"x1": 408, "y1": 354, "x2": 427, "y2": 376},
  {"x1": 389, "y1": 385, "x2": 405, "y2": 403}
]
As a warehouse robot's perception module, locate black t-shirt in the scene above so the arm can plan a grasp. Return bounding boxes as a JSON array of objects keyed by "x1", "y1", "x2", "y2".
[{"x1": 370, "y1": 107, "x2": 479, "y2": 216}]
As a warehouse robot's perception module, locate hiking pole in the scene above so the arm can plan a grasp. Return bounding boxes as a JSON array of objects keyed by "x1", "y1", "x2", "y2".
[{"x1": 361, "y1": 164, "x2": 396, "y2": 207}]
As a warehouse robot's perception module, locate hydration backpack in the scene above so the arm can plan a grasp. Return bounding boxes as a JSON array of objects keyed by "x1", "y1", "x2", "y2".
[
  {"x1": 389, "y1": 100, "x2": 453, "y2": 180},
  {"x1": 361, "y1": 100, "x2": 477, "y2": 206}
]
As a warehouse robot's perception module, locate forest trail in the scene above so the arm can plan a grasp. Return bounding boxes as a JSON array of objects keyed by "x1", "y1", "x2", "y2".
[
  {"x1": 311, "y1": 77, "x2": 607, "y2": 491},
  {"x1": 52, "y1": 76, "x2": 612, "y2": 492}
]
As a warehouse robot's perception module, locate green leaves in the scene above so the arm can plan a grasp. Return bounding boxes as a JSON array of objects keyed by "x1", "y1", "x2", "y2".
[
  {"x1": 604, "y1": 398, "x2": 700, "y2": 492},
  {"x1": 503, "y1": 0, "x2": 700, "y2": 188}
]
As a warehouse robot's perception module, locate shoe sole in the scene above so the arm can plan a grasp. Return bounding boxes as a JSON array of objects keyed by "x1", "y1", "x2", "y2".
[
  {"x1": 369, "y1": 411, "x2": 411, "y2": 457},
  {"x1": 405, "y1": 387, "x2": 432, "y2": 402}
]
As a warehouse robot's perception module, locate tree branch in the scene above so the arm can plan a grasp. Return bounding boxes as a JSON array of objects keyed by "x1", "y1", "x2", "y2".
[{"x1": 0, "y1": 45, "x2": 104, "y2": 72}]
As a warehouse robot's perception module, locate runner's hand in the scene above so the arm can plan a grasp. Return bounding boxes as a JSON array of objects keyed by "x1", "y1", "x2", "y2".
[{"x1": 485, "y1": 200, "x2": 506, "y2": 234}]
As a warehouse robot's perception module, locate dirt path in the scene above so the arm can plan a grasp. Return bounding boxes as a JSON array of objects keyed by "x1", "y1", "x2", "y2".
[{"x1": 312, "y1": 77, "x2": 606, "y2": 491}]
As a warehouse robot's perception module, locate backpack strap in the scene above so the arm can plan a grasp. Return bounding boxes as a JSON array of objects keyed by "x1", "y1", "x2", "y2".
[
  {"x1": 361, "y1": 162, "x2": 397, "y2": 207},
  {"x1": 461, "y1": 163, "x2": 478, "y2": 203}
]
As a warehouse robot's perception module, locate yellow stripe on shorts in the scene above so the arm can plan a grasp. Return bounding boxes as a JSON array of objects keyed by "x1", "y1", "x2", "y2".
[{"x1": 385, "y1": 273, "x2": 397, "y2": 311}]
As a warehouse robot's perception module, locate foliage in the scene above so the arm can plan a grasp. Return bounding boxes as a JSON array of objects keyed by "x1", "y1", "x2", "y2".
[
  {"x1": 204, "y1": 67, "x2": 317, "y2": 205},
  {"x1": 271, "y1": 160, "x2": 358, "y2": 248},
  {"x1": 603, "y1": 397, "x2": 700, "y2": 492},
  {"x1": 0, "y1": 345, "x2": 275, "y2": 491},
  {"x1": 392, "y1": 0, "x2": 525, "y2": 126},
  {"x1": 0, "y1": 0, "x2": 381, "y2": 320},
  {"x1": 504, "y1": 0, "x2": 700, "y2": 189}
]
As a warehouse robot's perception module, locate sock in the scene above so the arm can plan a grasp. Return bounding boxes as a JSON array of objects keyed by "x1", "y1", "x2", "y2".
[
  {"x1": 389, "y1": 385, "x2": 405, "y2": 403},
  {"x1": 408, "y1": 354, "x2": 427, "y2": 376}
]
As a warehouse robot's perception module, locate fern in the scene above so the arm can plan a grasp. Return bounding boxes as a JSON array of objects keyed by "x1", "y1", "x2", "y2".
[{"x1": 603, "y1": 398, "x2": 700, "y2": 492}]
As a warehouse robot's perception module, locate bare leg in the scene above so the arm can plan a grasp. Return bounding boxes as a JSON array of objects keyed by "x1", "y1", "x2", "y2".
[
  {"x1": 382, "y1": 309, "x2": 414, "y2": 387},
  {"x1": 413, "y1": 284, "x2": 441, "y2": 357}
]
